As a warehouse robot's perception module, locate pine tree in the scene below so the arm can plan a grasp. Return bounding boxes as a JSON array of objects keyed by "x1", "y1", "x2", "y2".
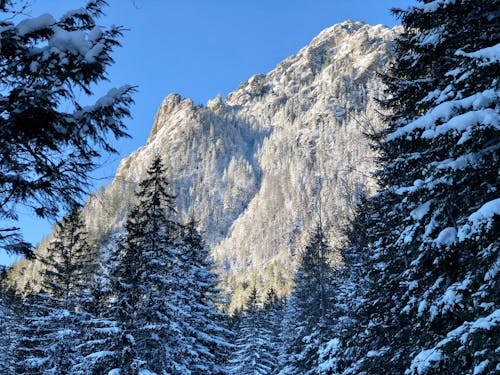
[
  {"x1": 72, "y1": 252, "x2": 120, "y2": 375},
  {"x1": 104, "y1": 155, "x2": 194, "y2": 374},
  {"x1": 343, "y1": 1, "x2": 499, "y2": 373},
  {"x1": 177, "y1": 219, "x2": 232, "y2": 374},
  {"x1": 279, "y1": 226, "x2": 337, "y2": 375},
  {"x1": 14, "y1": 207, "x2": 97, "y2": 374},
  {"x1": 0, "y1": 286, "x2": 22, "y2": 374},
  {"x1": 314, "y1": 197, "x2": 378, "y2": 375},
  {"x1": 229, "y1": 287, "x2": 275, "y2": 375},
  {"x1": 263, "y1": 287, "x2": 284, "y2": 372},
  {"x1": 0, "y1": 0, "x2": 134, "y2": 256},
  {"x1": 314, "y1": 266, "x2": 358, "y2": 375}
]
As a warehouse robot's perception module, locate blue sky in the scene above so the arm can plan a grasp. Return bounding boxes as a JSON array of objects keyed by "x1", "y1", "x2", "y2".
[{"x1": 1, "y1": 0, "x2": 416, "y2": 266}]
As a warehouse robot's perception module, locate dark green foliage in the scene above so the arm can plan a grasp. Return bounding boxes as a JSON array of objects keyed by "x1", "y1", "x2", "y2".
[
  {"x1": 178, "y1": 219, "x2": 232, "y2": 374},
  {"x1": 335, "y1": 1, "x2": 500, "y2": 374},
  {"x1": 230, "y1": 287, "x2": 276, "y2": 375},
  {"x1": 279, "y1": 226, "x2": 337, "y2": 374},
  {"x1": 0, "y1": 288, "x2": 23, "y2": 374},
  {"x1": 14, "y1": 207, "x2": 97, "y2": 374},
  {"x1": 105, "y1": 156, "x2": 182, "y2": 374},
  {"x1": 0, "y1": 0, "x2": 134, "y2": 256},
  {"x1": 103, "y1": 156, "x2": 231, "y2": 374}
]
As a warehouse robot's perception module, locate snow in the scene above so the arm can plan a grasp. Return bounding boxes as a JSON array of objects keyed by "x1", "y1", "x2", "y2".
[
  {"x1": 86, "y1": 350, "x2": 114, "y2": 359},
  {"x1": 89, "y1": 26, "x2": 103, "y2": 43},
  {"x1": 15, "y1": 12, "x2": 107, "y2": 65},
  {"x1": 432, "y1": 152, "x2": 479, "y2": 171},
  {"x1": 85, "y1": 42, "x2": 105, "y2": 63},
  {"x1": 16, "y1": 14, "x2": 55, "y2": 35},
  {"x1": 458, "y1": 198, "x2": 500, "y2": 241},
  {"x1": 457, "y1": 43, "x2": 500, "y2": 65},
  {"x1": 387, "y1": 89, "x2": 499, "y2": 141},
  {"x1": 317, "y1": 337, "x2": 340, "y2": 367},
  {"x1": 95, "y1": 326, "x2": 121, "y2": 334},
  {"x1": 414, "y1": 0, "x2": 456, "y2": 13},
  {"x1": 421, "y1": 108, "x2": 499, "y2": 143},
  {"x1": 366, "y1": 348, "x2": 387, "y2": 357},
  {"x1": 418, "y1": 28, "x2": 443, "y2": 46},
  {"x1": 434, "y1": 227, "x2": 457, "y2": 246},
  {"x1": 468, "y1": 309, "x2": 500, "y2": 331},
  {"x1": 95, "y1": 87, "x2": 132, "y2": 108},
  {"x1": 406, "y1": 349, "x2": 442, "y2": 375},
  {"x1": 468, "y1": 198, "x2": 500, "y2": 227},
  {"x1": 484, "y1": 258, "x2": 499, "y2": 282},
  {"x1": 411, "y1": 201, "x2": 431, "y2": 220},
  {"x1": 49, "y1": 26, "x2": 91, "y2": 56},
  {"x1": 473, "y1": 360, "x2": 489, "y2": 374},
  {"x1": 445, "y1": 68, "x2": 461, "y2": 77},
  {"x1": 395, "y1": 179, "x2": 423, "y2": 195},
  {"x1": 418, "y1": 300, "x2": 427, "y2": 315},
  {"x1": 440, "y1": 287, "x2": 462, "y2": 313},
  {"x1": 139, "y1": 370, "x2": 158, "y2": 375},
  {"x1": 437, "y1": 309, "x2": 500, "y2": 347}
]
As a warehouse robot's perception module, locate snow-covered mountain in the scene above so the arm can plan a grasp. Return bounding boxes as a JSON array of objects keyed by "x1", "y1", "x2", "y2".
[{"x1": 11, "y1": 21, "x2": 397, "y2": 309}]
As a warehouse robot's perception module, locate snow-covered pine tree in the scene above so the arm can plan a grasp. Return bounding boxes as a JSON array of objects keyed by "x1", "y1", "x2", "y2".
[
  {"x1": 313, "y1": 196, "x2": 377, "y2": 375},
  {"x1": 14, "y1": 207, "x2": 97, "y2": 374},
  {"x1": 314, "y1": 264, "x2": 359, "y2": 374},
  {"x1": 278, "y1": 226, "x2": 337, "y2": 375},
  {"x1": 0, "y1": 0, "x2": 134, "y2": 257},
  {"x1": 0, "y1": 286, "x2": 22, "y2": 374},
  {"x1": 262, "y1": 287, "x2": 284, "y2": 373},
  {"x1": 72, "y1": 250, "x2": 120, "y2": 374},
  {"x1": 104, "y1": 156, "x2": 195, "y2": 374},
  {"x1": 177, "y1": 219, "x2": 232, "y2": 374},
  {"x1": 344, "y1": 1, "x2": 499, "y2": 374},
  {"x1": 229, "y1": 287, "x2": 275, "y2": 375}
]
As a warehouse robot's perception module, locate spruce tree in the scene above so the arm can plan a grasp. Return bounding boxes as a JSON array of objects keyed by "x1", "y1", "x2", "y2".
[
  {"x1": 262, "y1": 287, "x2": 284, "y2": 373},
  {"x1": 105, "y1": 156, "x2": 193, "y2": 374},
  {"x1": 177, "y1": 219, "x2": 232, "y2": 374},
  {"x1": 229, "y1": 287, "x2": 275, "y2": 375},
  {"x1": 14, "y1": 207, "x2": 97, "y2": 374},
  {"x1": 0, "y1": 0, "x2": 134, "y2": 257},
  {"x1": 314, "y1": 197, "x2": 377, "y2": 375},
  {"x1": 279, "y1": 226, "x2": 337, "y2": 375},
  {"x1": 342, "y1": 1, "x2": 499, "y2": 373},
  {"x1": 0, "y1": 286, "x2": 22, "y2": 374}
]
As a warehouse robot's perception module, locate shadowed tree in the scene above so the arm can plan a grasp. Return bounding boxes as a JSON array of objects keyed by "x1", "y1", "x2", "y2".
[{"x1": 0, "y1": 0, "x2": 134, "y2": 257}]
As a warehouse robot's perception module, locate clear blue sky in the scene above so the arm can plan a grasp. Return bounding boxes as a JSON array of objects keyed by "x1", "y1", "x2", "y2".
[{"x1": 1, "y1": 0, "x2": 416, "y2": 266}]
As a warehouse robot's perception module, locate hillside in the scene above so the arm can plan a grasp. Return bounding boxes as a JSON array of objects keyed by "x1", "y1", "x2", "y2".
[{"x1": 9, "y1": 21, "x2": 397, "y2": 309}]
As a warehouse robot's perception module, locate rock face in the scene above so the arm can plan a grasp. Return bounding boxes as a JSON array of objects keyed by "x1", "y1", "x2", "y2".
[{"x1": 11, "y1": 21, "x2": 397, "y2": 309}]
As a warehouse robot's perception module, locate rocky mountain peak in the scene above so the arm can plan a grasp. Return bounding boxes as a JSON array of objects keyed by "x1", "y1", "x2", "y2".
[
  {"x1": 148, "y1": 93, "x2": 195, "y2": 143},
  {"x1": 9, "y1": 21, "x2": 398, "y2": 310}
]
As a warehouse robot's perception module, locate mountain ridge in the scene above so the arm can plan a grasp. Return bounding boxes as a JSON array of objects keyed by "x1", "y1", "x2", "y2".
[{"x1": 9, "y1": 20, "x2": 398, "y2": 309}]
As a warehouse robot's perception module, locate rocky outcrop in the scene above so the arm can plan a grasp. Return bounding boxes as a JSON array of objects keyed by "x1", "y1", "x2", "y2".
[{"x1": 9, "y1": 21, "x2": 397, "y2": 309}]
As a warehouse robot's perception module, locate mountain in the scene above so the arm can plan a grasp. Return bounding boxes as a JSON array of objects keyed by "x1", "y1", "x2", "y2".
[{"x1": 9, "y1": 21, "x2": 397, "y2": 310}]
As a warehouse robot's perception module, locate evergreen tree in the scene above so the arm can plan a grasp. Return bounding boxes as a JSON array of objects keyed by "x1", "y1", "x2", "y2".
[
  {"x1": 0, "y1": 286, "x2": 22, "y2": 374},
  {"x1": 14, "y1": 207, "x2": 97, "y2": 374},
  {"x1": 178, "y1": 219, "x2": 232, "y2": 374},
  {"x1": 262, "y1": 287, "x2": 284, "y2": 371},
  {"x1": 104, "y1": 156, "x2": 193, "y2": 374},
  {"x1": 279, "y1": 226, "x2": 337, "y2": 375},
  {"x1": 0, "y1": 0, "x2": 134, "y2": 257},
  {"x1": 229, "y1": 287, "x2": 275, "y2": 375},
  {"x1": 314, "y1": 266, "x2": 358, "y2": 375},
  {"x1": 314, "y1": 197, "x2": 377, "y2": 375},
  {"x1": 72, "y1": 251, "x2": 119, "y2": 375},
  {"x1": 341, "y1": 1, "x2": 499, "y2": 373}
]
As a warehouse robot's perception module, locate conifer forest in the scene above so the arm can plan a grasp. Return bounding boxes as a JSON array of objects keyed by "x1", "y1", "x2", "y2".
[{"x1": 0, "y1": 0, "x2": 498, "y2": 374}]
